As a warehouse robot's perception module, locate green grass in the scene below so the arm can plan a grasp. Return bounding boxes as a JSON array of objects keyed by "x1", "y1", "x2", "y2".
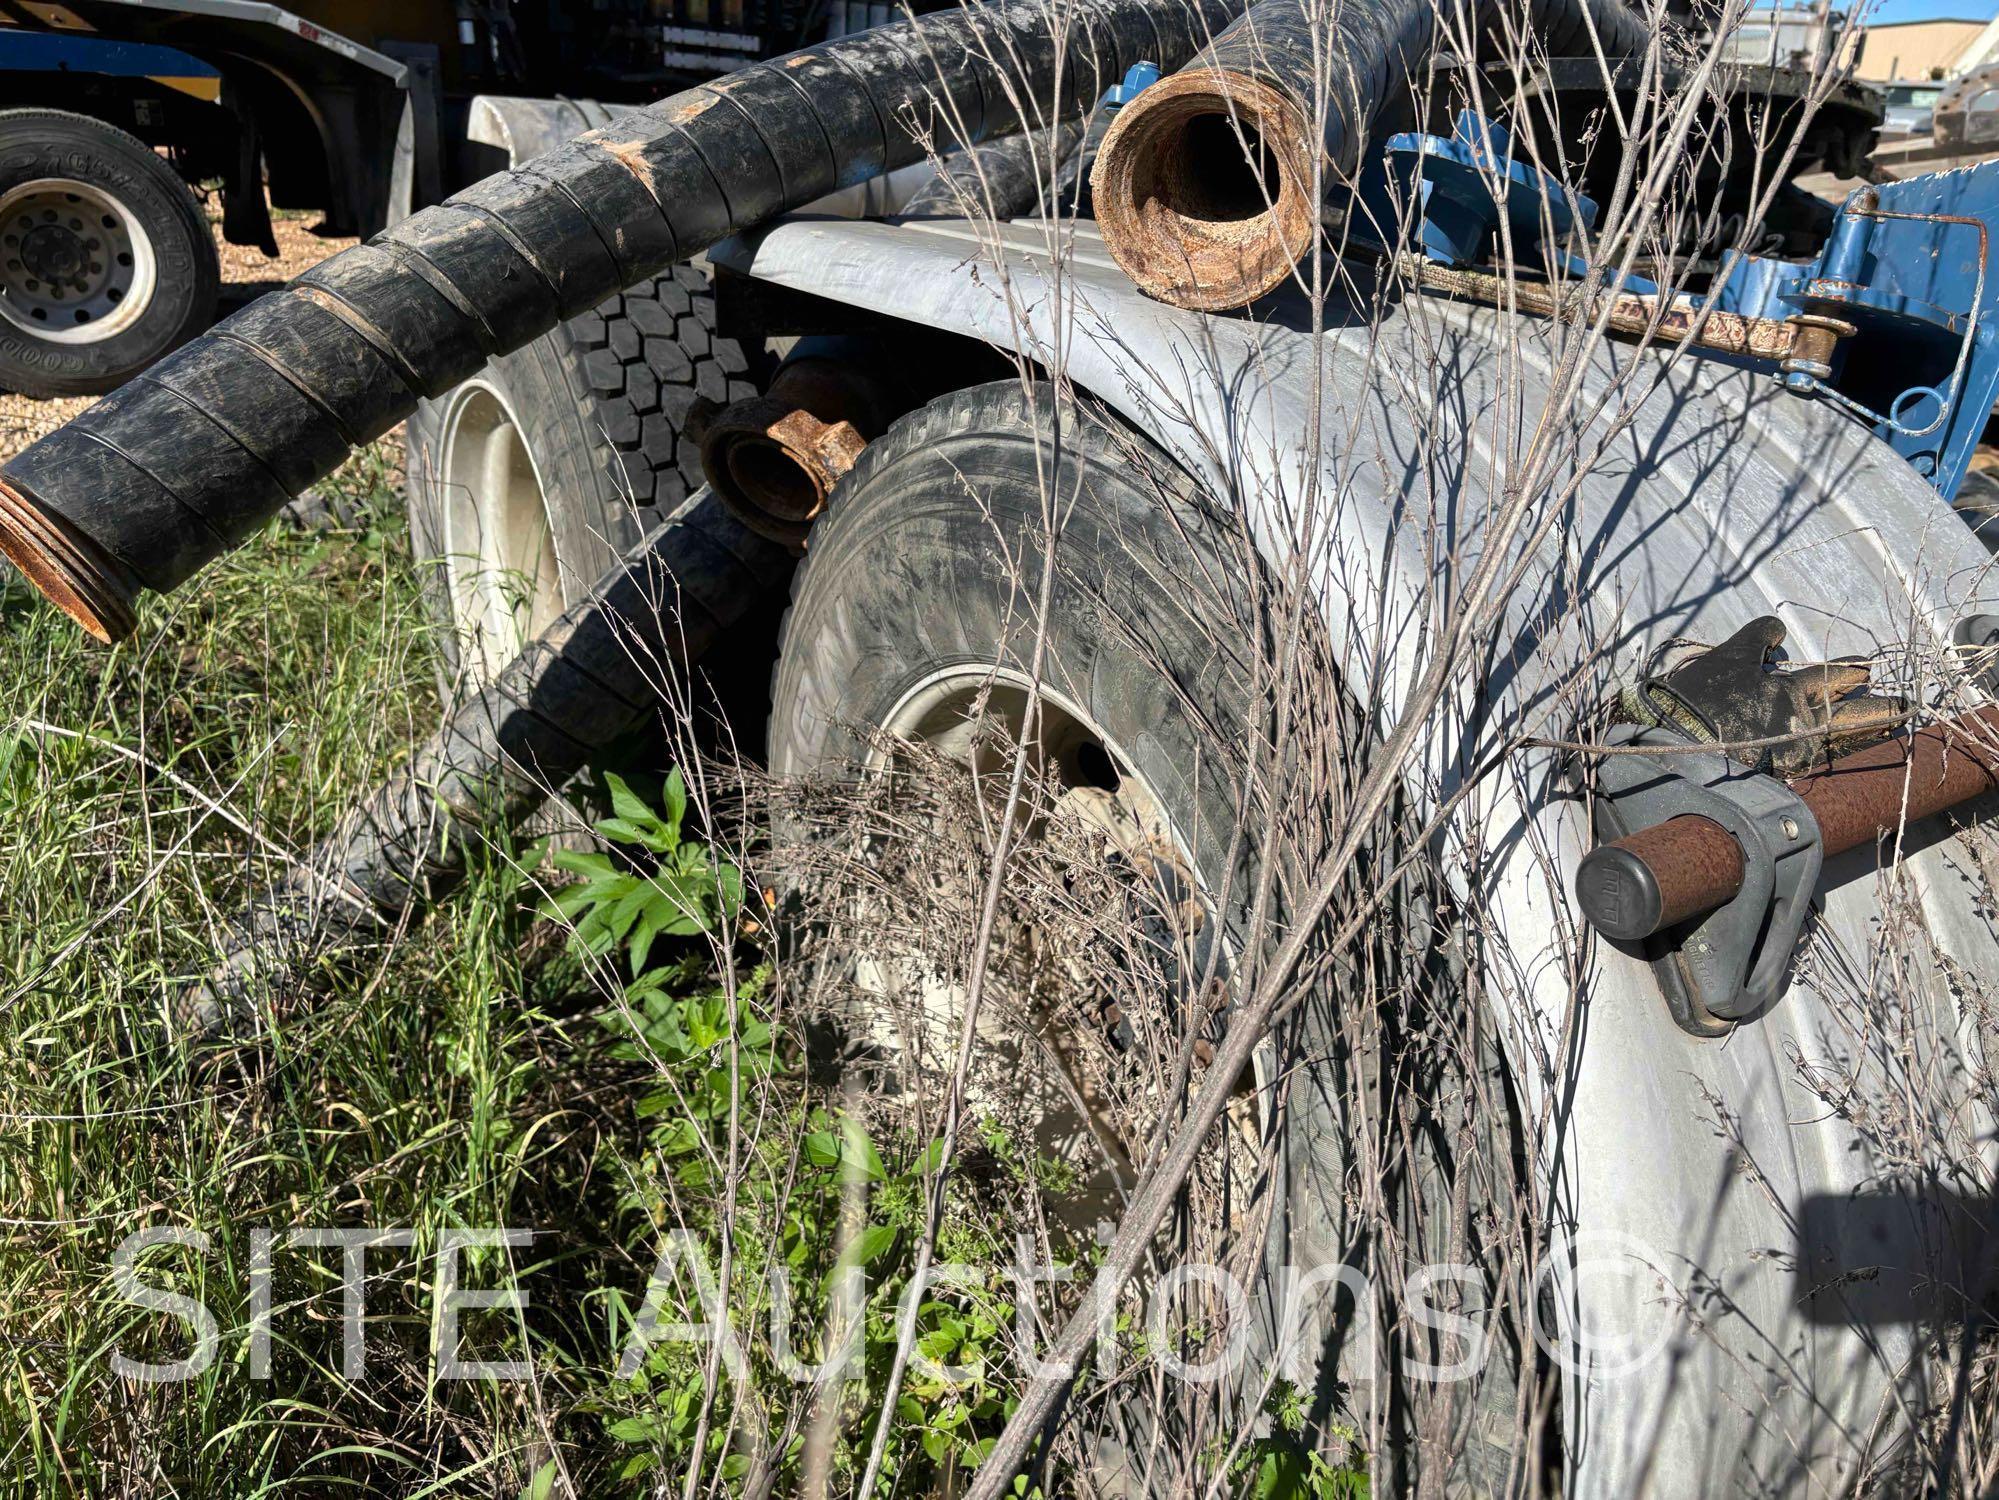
[
  {"x1": 0, "y1": 446, "x2": 1080, "y2": 1498},
  {"x1": 0, "y1": 446, "x2": 625, "y2": 1495},
  {"x1": 0, "y1": 443, "x2": 1370, "y2": 1497}
]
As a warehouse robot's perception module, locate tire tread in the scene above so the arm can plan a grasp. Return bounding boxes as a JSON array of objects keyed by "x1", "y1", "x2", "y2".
[{"x1": 559, "y1": 263, "x2": 757, "y2": 510}]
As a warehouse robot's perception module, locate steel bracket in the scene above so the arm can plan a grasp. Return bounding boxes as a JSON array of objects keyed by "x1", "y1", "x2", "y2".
[
  {"x1": 1387, "y1": 111, "x2": 1597, "y2": 269},
  {"x1": 1586, "y1": 725, "x2": 1822, "y2": 1036}
]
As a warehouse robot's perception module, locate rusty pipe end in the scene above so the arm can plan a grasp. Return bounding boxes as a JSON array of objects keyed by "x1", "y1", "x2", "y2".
[
  {"x1": 1091, "y1": 69, "x2": 1317, "y2": 311},
  {"x1": 699, "y1": 395, "x2": 869, "y2": 550},
  {"x1": 1576, "y1": 814, "x2": 1748, "y2": 942},
  {"x1": 0, "y1": 474, "x2": 138, "y2": 643}
]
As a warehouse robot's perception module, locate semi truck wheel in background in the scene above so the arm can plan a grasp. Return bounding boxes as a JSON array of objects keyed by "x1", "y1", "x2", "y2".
[
  {"x1": 405, "y1": 264, "x2": 760, "y2": 695},
  {"x1": 768, "y1": 381, "x2": 1531, "y2": 1491},
  {"x1": 0, "y1": 109, "x2": 219, "y2": 398}
]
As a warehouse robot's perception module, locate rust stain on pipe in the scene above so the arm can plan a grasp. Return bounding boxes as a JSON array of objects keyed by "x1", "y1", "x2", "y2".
[
  {"x1": 0, "y1": 476, "x2": 137, "y2": 643},
  {"x1": 709, "y1": 397, "x2": 868, "y2": 541},
  {"x1": 1091, "y1": 69, "x2": 1317, "y2": 310},
  {"x1": 699, "y1": 353, "x2": 900, "y2": 548},
  {"x1": 1794, "y1": 703, "x2": 1999, "y2": 852},
  {"x1": 1634, "y1": 813, "x2": 1748, "y2": 931},
  {"x1": 1582, "y1": 705, "x2": 1999, "y2": 941},
  {"x1": 1408, "y1": 258, "x2": 1816, "y2": 361}
]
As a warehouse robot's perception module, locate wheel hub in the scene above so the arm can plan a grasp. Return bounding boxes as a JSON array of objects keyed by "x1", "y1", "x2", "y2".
[
  {"x1": 20, "y1": 222, "x2": 85, "y2": 281},
  {"x1": 433, "y1": 380, "x2": 564, "y2": 682},
  {"x1": 0, "y1": 178, "x2": 155, "y2": 344},
  {"x1": 852, "y1": 671, "x2": 1229, "y2": 1204}
]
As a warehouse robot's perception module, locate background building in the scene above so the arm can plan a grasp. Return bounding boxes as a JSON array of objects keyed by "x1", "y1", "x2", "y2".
[{"x1": 1854, "y1": 15, "x2": 1989, "y2": 80}]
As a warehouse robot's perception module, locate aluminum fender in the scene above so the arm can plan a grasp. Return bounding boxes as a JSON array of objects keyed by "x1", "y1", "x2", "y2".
[
  {"x1": 710, "y1": 214, "x2": 1999, "y2": 1497},
  {"x1": 465, "y1": 95, "x2": 626, "y2": 166}
]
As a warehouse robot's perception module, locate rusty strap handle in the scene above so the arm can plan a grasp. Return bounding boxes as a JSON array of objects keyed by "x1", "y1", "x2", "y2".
[{"x1": 1575, "y1": 704, "x2": 1999, "y2": 942}]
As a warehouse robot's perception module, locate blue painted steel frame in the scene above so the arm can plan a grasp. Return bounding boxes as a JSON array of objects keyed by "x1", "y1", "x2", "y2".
[
  {"x1": 0, "y1": 30, "x2": 218, "y2": 80},
  {"x1": 1391, "y1": 111, "x2": 1999, "y2": 501}
]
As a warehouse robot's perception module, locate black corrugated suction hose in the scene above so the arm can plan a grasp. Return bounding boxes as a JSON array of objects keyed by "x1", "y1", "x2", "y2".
[
  {"x1": 1090, "y1": 0, "x2": 1653, "y2": 307},
  {"x1": 900, "y1": 117, "x2": 1090, "y2": 217},
  {"x1": 0, "y1": 0, "x2": 1239, "y2": 643}
]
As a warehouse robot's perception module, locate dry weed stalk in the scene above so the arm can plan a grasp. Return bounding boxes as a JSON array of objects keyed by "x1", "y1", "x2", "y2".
[{"x1": 500, "y1": 0, "x2": 1999, "y2": 1492}]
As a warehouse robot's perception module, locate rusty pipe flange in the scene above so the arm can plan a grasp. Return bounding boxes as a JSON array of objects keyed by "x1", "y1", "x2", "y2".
[
  {"x1": 699, "y1": 394, "x2": 869, "y2": 550},
  {"x1": 0, "y1": 475, "x2": 138, "y2": 642},
  {"x1": 1091, "y1": 70, "x2": 1318, "y2": 311},
  {"x1": 1779, "y1": 311, "x2": 1857, "y2": 383}
]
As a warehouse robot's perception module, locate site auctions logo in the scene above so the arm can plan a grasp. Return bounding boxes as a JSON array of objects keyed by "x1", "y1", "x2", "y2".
[{"x1": 106, "y1": 1224, "x2": 1679, "y2": 1386}]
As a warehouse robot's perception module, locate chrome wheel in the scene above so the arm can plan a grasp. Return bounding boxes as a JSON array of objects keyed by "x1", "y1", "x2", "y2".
[
  {"x1": 0, "y1": 177, "x2": 156, "y2": 343},
  {"x1": 434, "y1": 378, "x2": 565, "y2": 682}
]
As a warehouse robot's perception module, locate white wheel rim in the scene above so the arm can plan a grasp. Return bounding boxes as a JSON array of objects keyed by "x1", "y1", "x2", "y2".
[
  {"x1": 434, "y1": 379, "x2": 564, "y2": 681},
  {"x1": 863, "y1": 666, "x2": 1227, "y2": 1200},
  {"x1": 0, "y1": 177, "x2": 158, "y2": 344},
  {"x1": 876, "y1": 667, "x2": 1182, "y2": 851}
]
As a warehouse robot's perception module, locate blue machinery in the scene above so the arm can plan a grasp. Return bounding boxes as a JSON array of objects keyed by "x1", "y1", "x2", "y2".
[
  {"x1": 1389, "y1": 110, "x2": 1999, "y2": 502},
  {"x1": 0, "y1": 30, "x2": 219, "y2": 89}
]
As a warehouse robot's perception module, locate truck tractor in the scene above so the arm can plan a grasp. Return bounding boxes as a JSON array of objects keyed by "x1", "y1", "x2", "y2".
[{"x1": 3, "y1": 0, "x2": 1994, "y2": 1494}]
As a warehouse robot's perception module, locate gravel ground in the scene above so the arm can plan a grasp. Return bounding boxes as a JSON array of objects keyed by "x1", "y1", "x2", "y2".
[{"x1": 0, "y1": 204, "x2": 356, "y2": 463}]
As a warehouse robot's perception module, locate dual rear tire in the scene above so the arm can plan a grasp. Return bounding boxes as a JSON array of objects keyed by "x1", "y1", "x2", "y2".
[
  {"x1": 403, "y1": 264, "x2": 759, "y2": 693},
  {"x1": 403, "y1": 347, "x2": 1533, "y2": 1486},
  {"x1": 0, "y1": 109, "x2": 218, "y2": 397}
]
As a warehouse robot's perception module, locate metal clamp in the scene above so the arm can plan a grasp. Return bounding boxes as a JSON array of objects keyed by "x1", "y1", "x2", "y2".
[
  {"x1": 1585, "y1": 725, "x2": 1822, "y2": 1036},
  {"x1": 1102, "y1": 60, "x2": 1160, "y2": 109}
]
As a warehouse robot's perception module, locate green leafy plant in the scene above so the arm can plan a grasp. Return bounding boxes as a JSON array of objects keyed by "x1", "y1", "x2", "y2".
[
  {"x1": 540, "y1": 768, "x2": 744, "y2": 971},
  {"x1": 1234, "y1": 1385, "x2": 1371, "y2": 1499},
  {"x1": 544, "y1": 774, "x2": 1372, "y2": 1495},
  {"x1": 542, "y1": 772, "x2": 1053, "y2": 1492}
]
